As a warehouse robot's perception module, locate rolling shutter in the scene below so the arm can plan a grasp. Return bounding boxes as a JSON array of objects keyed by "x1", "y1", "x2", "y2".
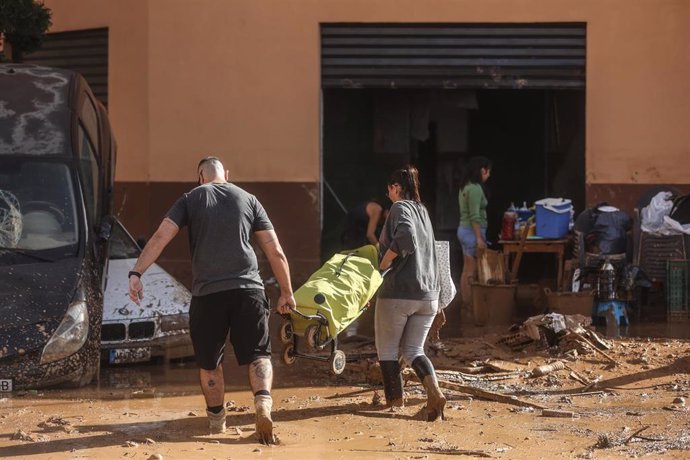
[
  {"x1": 321, "y1": 23, "x2": 585, "y2": 89},
  {"x1": 24, "y1": 28, "x2": 109, "y2": 105}
]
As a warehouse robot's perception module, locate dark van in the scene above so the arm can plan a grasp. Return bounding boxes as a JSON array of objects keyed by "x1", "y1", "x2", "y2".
[{"x1": 0, "y1": 64, "x2": 116, "y2": 389}]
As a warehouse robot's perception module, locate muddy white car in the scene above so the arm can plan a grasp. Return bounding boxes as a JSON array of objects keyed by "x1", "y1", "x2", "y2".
[{"x1": 101, "y1": 220, "x2": 193, "y2": 364}]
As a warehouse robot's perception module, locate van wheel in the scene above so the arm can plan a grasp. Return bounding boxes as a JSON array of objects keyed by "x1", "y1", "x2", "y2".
[
  {"x1": 329, "y1": 350, "x2": 346, "y2": 375},
  {"x1": 281, "y1": 343, "x2": 296, "y2": 365}
]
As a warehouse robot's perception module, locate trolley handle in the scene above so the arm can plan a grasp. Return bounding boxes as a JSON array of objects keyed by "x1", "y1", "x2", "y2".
[{"x1": 283, "y1": 293, "x2": 330, "y2": 325}]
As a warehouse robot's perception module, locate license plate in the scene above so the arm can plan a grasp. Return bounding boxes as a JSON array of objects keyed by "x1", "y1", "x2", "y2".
[
  {"x1": 0, "y1": 379, "x2": 12, "y2": 392},
  {"x1": 109, "y1": 347, "x2": 151, "y2": 364}
]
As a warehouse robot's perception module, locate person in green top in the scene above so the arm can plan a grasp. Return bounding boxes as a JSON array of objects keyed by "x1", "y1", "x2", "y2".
[{"x1": 457, "y1": 156, "x2": 492, "y2": 306}]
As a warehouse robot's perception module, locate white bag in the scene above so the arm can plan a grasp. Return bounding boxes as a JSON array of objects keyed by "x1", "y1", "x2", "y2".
[
  {"x1": 436, "y1": 241, "x2": 457, "y2": 309},
  {"x1": 641, "y1": 191, "x2": 673, "y2": 233}
]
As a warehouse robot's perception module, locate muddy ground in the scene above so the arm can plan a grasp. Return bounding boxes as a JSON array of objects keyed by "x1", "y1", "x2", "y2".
[{"x1": 2, "y1": 318, "x2": 690, "y2": 460}]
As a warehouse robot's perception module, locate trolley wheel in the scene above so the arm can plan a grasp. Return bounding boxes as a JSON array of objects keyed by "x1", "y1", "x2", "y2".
[
  {"x1": 329, "y1": 350, "x2": 347, "y2": 375},
  {"x1": 279, "y1": 321, "x2": 294, "y2": 344},
  {"x1": 305, "y1": 324, "x2": 322, "y2": 350},
  {"x1": 281, "y1": 343, "x2": 296, "y2": 365}
]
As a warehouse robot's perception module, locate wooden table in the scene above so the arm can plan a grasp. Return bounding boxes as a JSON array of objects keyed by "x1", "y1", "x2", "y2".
[{"x1": 500, "y1": 238, "x2": 569, "y2": 288}]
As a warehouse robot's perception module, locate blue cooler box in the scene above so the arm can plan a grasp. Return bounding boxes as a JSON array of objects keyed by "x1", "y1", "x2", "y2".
[{"x1": 535, "y1": 198, "x2": 572, "y2": 238}]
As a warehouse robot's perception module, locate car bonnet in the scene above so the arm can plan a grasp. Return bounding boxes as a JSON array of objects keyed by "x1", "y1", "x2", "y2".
[{"x1": 0, "y1": 258, "x2": 81, "y2": 357}]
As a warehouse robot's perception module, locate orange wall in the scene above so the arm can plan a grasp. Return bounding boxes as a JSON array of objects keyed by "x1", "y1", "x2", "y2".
[{"x1": 44, "y1": 0, "x2": 690, "y2": 185}]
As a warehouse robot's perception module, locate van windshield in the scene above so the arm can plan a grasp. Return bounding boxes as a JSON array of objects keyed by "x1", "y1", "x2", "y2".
[{"x1": 0, "y1": 158, "x2": 79, "y2": 261}]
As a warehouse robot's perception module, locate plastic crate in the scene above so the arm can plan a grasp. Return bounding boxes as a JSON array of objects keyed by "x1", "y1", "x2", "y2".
[{"x1": 666, "y1": 259, "x2": 689, "y2": 312}]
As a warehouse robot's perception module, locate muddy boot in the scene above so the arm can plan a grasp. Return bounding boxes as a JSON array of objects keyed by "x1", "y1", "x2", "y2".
[
  {"x1": 206, "y1": 407, "x2": 227, "y2": 434},
  {"x1": 411, "y1": 356, "x2": 446, "y2": 421},
  {"x1": 379, "y1": 360, "x2": 404, "y2": 407},
  {"x1": 254, "y1": 394, "x2": 276, "y2": 445}
]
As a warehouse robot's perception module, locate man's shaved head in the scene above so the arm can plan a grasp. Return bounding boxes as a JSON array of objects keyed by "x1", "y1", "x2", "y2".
[{"x1": 197, "y1": 156, "x2": 225, "y2": 180}]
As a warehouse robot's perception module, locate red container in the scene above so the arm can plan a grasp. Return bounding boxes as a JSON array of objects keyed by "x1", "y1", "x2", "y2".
[{"x1": 501, "y1": 211, "x2": 517, "y2": 241}]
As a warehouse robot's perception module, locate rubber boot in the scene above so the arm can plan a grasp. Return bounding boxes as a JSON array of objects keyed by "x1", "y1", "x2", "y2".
[
  {"x1": 254, "y1": 395, "x2": 276, "y2": 444},
  {"x1": 379, "y1": 360, "x2": 404, "y2": 407},
  {"x1": 411, "y1": 356, "x2": 446, "y2": 421}
]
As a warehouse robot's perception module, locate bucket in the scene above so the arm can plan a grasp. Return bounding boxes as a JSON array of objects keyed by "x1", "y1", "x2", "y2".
[
  {"x1": 535, "y1": 198, "x2": 572, "y2": 238},
  {"x1": 544, "y1": 288, "x2": 595, "y2": 317},
  {"x1": 471, "y1": 283, "x2": 518, "y2": 326}
]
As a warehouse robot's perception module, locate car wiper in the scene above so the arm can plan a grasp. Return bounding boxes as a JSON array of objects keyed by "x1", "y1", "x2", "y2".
[{"x1": 0, "y1": 247, "x2": 56, "y2": 262}]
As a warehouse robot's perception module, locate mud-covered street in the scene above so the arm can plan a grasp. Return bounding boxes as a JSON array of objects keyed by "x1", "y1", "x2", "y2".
[{"x1": 2, "y1": 320, "x2": 690, "y2": 460}]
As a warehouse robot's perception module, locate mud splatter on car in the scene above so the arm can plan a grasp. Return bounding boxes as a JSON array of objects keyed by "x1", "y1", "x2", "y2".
[{"x1": 0, "y1": 64, "x2": 117, "y2": 389}]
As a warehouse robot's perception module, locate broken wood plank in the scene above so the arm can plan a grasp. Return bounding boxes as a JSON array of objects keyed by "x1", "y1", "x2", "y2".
[
  {"x1": 454, "y1": 366, "x2": 488, "y2": 374},
  {"x1": 484, "y1": 359, "x2": 527, "y2": 373},
  {"x1": 563, "y1": 364, "x2": 591, "y2": 387},
  {"x1": 566, "y1": 391, "x2": 608, "y2": 397},
  {"x1": 350, "y1": 448, "x2": 493, "y2": 458},
  {"x1": 624, "y1": 426, "x2": 649, "y2": 445},
  {"x1": 584, "y1": 329, "x2": 612, "y2": 350},
  {"x1": 571, "y1": 332, "x2": 620, "y2": 366},
  {"x1": 541, "y1": 409, "x2": 576, "y2": 418},
  {"x1": 439, "y1": 382, "x2": 547, "y2": 410},
  {"x1": 437, "y1": 379, "x2": 549, "y2": 410},
  {"x1": 431, "y1": 369, "x2": 524, "y2": 382},
  {"x1": 403, "y1": 369, "x2": 547, "y2": 409},
  {"x1": 568, "y1": 371, "x2": 589, "y2": 385}
]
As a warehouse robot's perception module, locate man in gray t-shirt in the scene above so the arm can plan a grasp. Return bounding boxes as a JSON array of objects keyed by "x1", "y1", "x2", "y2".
[
  {"x1": 127, "y1": 157, "x2": 295, "y2": 445},
  {"x1": 166, "y1": 175, "x2": 274, "y2": 296}
]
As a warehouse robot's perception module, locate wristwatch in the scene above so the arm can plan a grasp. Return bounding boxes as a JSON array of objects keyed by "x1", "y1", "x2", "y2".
[{"x1": 128, "y1": 270, "x2": 142, "y2": 279}]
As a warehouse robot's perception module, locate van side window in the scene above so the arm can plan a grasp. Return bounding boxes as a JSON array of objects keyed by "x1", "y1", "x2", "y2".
[
  {"x1": 80, "y1": 95, "x2": 100, "y2": 159},
  {"x1": 78, "y1": 124, "x2": 100, "y2": 225}
]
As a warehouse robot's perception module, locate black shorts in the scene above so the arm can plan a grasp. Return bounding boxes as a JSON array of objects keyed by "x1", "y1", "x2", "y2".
[{"x1": 189, "y1": 288, "x2": 271, "y2": 369}]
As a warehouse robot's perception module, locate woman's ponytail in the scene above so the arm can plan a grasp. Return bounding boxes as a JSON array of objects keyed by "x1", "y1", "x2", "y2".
[{"x1": 388, "y1": 165, "x2": 421, "y2": 202}]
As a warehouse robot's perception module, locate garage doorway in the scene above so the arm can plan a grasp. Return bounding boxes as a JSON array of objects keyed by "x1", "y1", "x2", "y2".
[{"x1": 320, "y1": 23, "x2": 586, "y2": 277}]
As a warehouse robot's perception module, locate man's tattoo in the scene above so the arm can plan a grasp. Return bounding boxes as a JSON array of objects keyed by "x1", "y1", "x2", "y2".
[
  {"x1": 208, "y1": 379, "x2": 216, "y2": 387},
  {"x1": 252, "y1": 360, "x2": 272, "y2": 380}
]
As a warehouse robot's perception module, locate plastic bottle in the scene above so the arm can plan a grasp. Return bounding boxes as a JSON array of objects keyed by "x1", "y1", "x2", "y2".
[
  {"x1": 501, "y1": 203, "x2": 517, "y2": 241},
  {"x1": 518, "y1": 201, "x2": 531, "y2": 222},
  {"x1": 530, "y1": 361, "x2": 565, "y2": 377},
  {"x1": 514, "y1": 217, "x2": 521, "y2": 240},
  {"x1": 597, "y1": 260, "x2": 617, "y2": 300}
]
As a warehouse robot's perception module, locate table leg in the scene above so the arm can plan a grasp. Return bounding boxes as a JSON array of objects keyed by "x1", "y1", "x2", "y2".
[{"x1": 557, "y1": 248, "x2": 564, "y2": 291}]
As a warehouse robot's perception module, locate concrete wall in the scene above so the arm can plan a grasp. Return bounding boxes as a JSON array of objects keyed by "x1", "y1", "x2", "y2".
[
  {"x1": 44, "y1": 0, "x2": 690, "y2": 185},
  {"x1": 43, "y1": 0, "x2": 690, "y2": 282}
]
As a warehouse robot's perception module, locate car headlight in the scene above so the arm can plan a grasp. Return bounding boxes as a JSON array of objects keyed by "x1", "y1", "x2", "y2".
[
  {"x1": 40, "y1": 301, "x2": 89, "y2": 364},
  {"x1": 160, "y1": 313, "x2": 189, "y2": 332}
]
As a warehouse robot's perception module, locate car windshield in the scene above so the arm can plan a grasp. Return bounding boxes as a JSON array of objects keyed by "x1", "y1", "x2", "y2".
[
  {"x1": 0, "y1": 158, "x2": 79, "y2": 261},
  {"x1": 108, "y1": 220, "x2": 141, "y2": 260}
]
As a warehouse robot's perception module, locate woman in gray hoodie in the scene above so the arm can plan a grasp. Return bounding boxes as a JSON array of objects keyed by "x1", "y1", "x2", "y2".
[{"x1": 376, "y1": 165, "x2": 445, "y2": 421}]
